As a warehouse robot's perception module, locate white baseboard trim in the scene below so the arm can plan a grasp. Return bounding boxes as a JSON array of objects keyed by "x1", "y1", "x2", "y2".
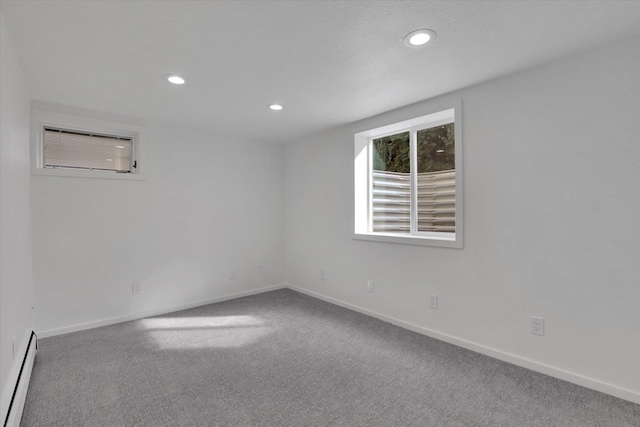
[
  {"x1": 285, "y1": 284, "x2": 640, "y2": 405},
  {"x1": 38, "y1": 284, "x2": 286, "y2": 338},
  {"x1": 1, "y1": 330, "x2": 37, "y2": 427}
]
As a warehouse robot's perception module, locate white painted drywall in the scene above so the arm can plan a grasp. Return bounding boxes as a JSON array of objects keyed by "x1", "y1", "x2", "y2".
[
  {"x1": 31, "y1": 105, "x2": 285, "y2": 335},
  {"x1": 284, "y1": 37, "x2": 640, "y2": 398},
  {"x1": 0, "y1": 10, "x2": 34, "y2": 419}
]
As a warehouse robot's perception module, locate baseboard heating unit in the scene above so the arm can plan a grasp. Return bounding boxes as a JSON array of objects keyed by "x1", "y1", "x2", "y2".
[{"x1": 3, "y1": 331, "x2": 37, "y2": 427}]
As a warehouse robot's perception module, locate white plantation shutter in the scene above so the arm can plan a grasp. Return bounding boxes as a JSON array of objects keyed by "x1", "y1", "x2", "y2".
[
  {"x1": 372, "y1": 169, "x2": 455, "y2": 233},
  {"x1": 43, "y1": 128, "x2": 132, "y2": 172}
]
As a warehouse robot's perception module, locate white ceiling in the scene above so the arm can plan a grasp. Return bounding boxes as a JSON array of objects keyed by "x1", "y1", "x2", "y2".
[{"x1": 2, "y1": 1, "x2": 639, "y2": 144}]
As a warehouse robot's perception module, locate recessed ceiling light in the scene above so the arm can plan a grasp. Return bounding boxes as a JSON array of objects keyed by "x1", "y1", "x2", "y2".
[
  {"x1": 436, "y1": 149, "x2": 445, "y2": 153},
  {"x1": 115, "y1": 145, "x2": 125, "y2": 149},
  {"x1": 106, "y1": 158, "x2": 114, "y2": 161},
  {"x1": 165, "y1": 74, "x2": 186, "y2": 85},
  {"x1": 268, "y1": 103, "x2": 283, "y2": 111},
  {"x1": 404, "y1": 29, "x2": 437, "y2": 48}
]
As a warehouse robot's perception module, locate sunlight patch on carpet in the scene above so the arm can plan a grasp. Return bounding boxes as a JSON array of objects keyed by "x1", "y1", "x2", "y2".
[{"x1": 141, "y1": 315, "x2": 274, "y2": 349}]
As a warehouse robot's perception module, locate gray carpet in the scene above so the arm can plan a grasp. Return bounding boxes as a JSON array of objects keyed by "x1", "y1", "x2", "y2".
[{"x1": 20, "y1": 289, "x2": 639, "y2": 426}]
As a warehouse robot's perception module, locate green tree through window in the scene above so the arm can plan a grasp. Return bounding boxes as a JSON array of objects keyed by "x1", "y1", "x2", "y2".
[
  {"x1": 372, "y1": 123, "x2": 454, "y2": 173},
  {"x1": 417, "y1": 123, "x2": 455, "y2": 173}
]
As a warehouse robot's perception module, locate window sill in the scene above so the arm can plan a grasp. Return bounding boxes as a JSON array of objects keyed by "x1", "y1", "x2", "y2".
[
  {"x1": 352, "y1": 232, "x2": 462, "y2": 249},
  {"x1": 31, "y1": 168, "x2": 145, "y2": 181}
]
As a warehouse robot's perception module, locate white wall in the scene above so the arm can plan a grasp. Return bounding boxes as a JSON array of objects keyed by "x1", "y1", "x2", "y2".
[
  {"x1": 31, "y1": 105, "x2": 285, "y2": 335},
  {"x1": 284, "y1": 37, "x2": 640, "y2": 401},
  {"x1": 0, "y1": 10, "x2": 34, "y2": 417}
]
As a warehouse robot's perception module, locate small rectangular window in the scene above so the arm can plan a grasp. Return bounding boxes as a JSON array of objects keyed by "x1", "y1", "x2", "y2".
[
  {"x1": 43, "y1": 127, "x2": 133, "y2": 173},
  {"x1": 354, "y1": 101, "x2": 463, "y2": 248},
  {"x1": 31, "y1": 109, "x2": 144, "y2": 181}
]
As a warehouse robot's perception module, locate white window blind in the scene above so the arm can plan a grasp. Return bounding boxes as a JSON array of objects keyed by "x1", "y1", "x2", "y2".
[
  {"x1": 372, "y1": 171, "x2": 411, "y2": 232},
  {"x1": 416, "y1": 169, "x2": 456, "y2": 233},
  {"x1": 372, "y1": 169, "x2": 455, "y2": 233},
  {"x1": 43, "y1": 127, "x2": 133, "y2": 173}
]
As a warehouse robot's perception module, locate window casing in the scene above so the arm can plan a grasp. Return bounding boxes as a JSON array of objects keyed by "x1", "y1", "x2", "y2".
[{"x1": 354, "y1": 101, "x2": 463, "y2": 248}]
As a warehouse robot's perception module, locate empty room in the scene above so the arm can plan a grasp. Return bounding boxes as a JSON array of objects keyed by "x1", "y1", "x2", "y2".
[{"x1": 1, "y1": 1, "x2": 639, "y2": 426}]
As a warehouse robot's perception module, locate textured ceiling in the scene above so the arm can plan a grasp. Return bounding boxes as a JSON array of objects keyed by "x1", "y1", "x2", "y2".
[{"x1": 2, "y1": 1, "x2": 639, "y2": 144}]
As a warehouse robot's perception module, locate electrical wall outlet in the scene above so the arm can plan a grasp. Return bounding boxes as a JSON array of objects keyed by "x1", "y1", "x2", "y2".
[
  {"x1": 319, "y1": 270, "x2": 325, "y2": 281},
  {"x1": 230, "y1": 271, "x2": 236, "y2": 280},
  {"x1": 132, "y1": 282, "x2": 141, "y2": 295},
  {"x1": 256, "y1": 264, "x2": 263, "y2": 274},
  {"x1": 531, "y1": 316, "x2": 544, "y2": 336},
  {"x1": 429, "y1": 294, "x2": 438, "y2": 309},
  {"x1": 367, "y1": 280, "x2": 374, "y2": 293}
]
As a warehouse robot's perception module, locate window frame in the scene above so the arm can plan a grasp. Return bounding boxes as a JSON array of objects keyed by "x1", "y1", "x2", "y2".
[
  {"x1": 31, "y1": 109, "x2": 145, "y2": 181},
  {"x1": 353, "y1": 100, "x2": 463, "y2": 248}
]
